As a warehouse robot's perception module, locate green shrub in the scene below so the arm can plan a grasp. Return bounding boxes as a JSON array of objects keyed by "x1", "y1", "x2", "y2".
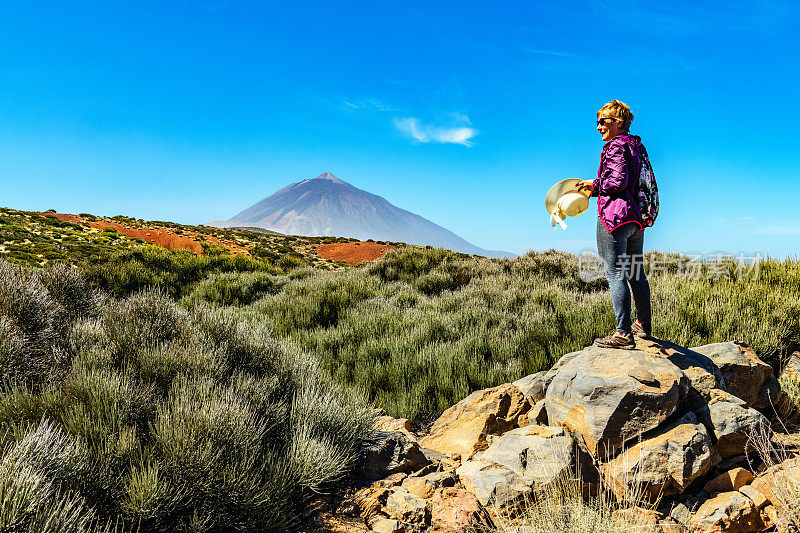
[
  {"x1": 0, "y1": 261, "x2": 85, "y2": 388},
  {"x1": 249, "y1": 245, "x2": 279, "y2": 263},
  {"x1": 253, "y1": 269, "x2": 382, "y2": 335},
  {"x1": 83, "y1": 246, "x2": 281, "y2": 298},
  {"x1": 0, "y1": 265, "x2": 376, "y2": 530},
  {"x1": 278, "y1": 254, "x2": 304, "y2": 271}
]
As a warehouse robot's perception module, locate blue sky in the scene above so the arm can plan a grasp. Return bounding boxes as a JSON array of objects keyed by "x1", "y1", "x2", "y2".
[{"x1": 2, "y1": 1, "x2": 799, "y2": 258}]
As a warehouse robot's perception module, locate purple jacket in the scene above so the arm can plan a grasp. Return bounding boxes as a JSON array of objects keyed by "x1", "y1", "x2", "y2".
[{"x1": 591, "y1": 134, "x2": 647, "y2": 233}]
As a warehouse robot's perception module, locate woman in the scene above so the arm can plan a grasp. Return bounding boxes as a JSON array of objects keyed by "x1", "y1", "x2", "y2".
[{"x1": 578, "y1": 100, "x2": 652, "y2": 349}]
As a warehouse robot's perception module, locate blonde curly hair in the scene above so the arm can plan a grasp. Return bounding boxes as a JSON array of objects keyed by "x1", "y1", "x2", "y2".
[{"x1": 597, "y1": 100, "x2": 634, "y2": 132}]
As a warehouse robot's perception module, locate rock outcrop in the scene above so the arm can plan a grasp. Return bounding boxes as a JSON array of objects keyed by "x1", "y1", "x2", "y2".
[
  {"x1": 692, "y1": 341, "x2": 775, "y2": 408},
  {"x1": 360, "y1": 431, "x2": 432, "y2": 479},
  {"x1": 698, "y1": 390, "x2": 768, "y2": 458},
  {"x1": 346, "y1": 340, "x2": 796, "y2": 533},
  {"x1": 689, "y1": 491, "x2": 764, "y2": 533},
  {"x1": 544, "y1": 343, "x2": 689, "y2": 459}
]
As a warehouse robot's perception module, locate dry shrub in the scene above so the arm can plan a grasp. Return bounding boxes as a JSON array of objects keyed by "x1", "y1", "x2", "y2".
[
  {"x1": 748, "y1": 415, "x2": 800, "y2": 529},
  {"x1": 492, "y1": 450, "x2": 659, "y2": 533}
]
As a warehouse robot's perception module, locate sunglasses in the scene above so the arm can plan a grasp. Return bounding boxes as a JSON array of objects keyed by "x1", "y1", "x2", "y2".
[{"x1": 597, "y1": 117, "x2": 619, "y2": 126}]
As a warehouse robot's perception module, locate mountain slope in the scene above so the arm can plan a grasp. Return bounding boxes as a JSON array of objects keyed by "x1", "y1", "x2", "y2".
[{"x1": 209, "y1": 172, "x2": 512, "y2": 257}]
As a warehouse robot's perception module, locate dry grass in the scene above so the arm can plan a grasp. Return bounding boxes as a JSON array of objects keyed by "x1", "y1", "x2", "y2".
[
  {"x1": 747, "y1": 414, "x2": 800, "y2": 530},
  {"x1": 492, "y1": 449, "x2": 660, "y2": 533}
]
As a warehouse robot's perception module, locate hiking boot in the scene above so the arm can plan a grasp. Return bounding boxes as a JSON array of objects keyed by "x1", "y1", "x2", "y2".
[
  {"x1": 594, "y1": 331, "x2": 636, "y2": 350},
  {"x1": 632, "y1": 320, "x2": 652, "y2": 339}
]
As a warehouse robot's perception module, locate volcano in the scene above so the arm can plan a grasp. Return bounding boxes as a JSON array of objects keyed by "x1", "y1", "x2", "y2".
[{"x1": 208, "y1": 172, "x2": 512, "y2": 257}]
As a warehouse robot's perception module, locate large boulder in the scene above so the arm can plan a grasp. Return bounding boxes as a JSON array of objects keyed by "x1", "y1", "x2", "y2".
[
  {"x1": 697, "y1": 390, "x2": 769, "y2": 458},
  {"x1": 541, "y1": 349, "x2": 582, "y2": 389},
  {"x1": 421, "y1": 383, "x2": 528, "y2": 460},
  {"x1": 603, "y1": 412, "x2": 719, "y2": 500},
  {"x1": 545, "y1": 344, "x2": 689, "y2": 459},
  {"x1": 689, "y1": 491, "x2": 764, "y2": 533},
  {"x1": 691, "y1": 342, "x2": 774, "y2": 408},
  {"x1": 360, "y1": 431, "x2": 431, "y2": 479},
  {"x1": 429, "y1": 487, "x2": 494, "y2": 532},
  {"x1": 704, "y1": 468, "x2": 754, "y2": 495},
  {"x1": 478, "y1": 425, "x2": 595, "y2": 484},
  {"x1": 456, "y1": 425, "x2": 594, "y2": 507}
]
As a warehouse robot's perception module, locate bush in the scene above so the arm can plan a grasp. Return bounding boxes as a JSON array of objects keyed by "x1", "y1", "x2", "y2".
[
  {"x1": 253, "y1": 269, "x2": 382, "y2": 335},
  {"x1": 0, "y1": 261, "x2": 96, "y2": 389},
  {"x1": 0, "y1": 265, "x2": 376, "y2": 530},
  {"x1": 83, "y1": 246, "x2": 280, "y2": 298},
  {"x1": 182, "y1": 271, "x2": 286, "y2": 307},
  {"x1": 0, "y1": 421, "x2": 99, "y2": 532}
]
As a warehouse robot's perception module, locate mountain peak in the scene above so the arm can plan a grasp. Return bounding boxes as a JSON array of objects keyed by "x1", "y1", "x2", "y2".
[
  {"x1": 211, "y1": 172, "x2": 513, "y2": 257},
  {"x1": 315, "y1": 172, "x2": 345, "y2": 184}
]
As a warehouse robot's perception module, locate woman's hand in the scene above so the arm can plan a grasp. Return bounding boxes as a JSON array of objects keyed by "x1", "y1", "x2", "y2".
[{"x1": 576, "y1": 179, "x2": 594, "y2": 195}]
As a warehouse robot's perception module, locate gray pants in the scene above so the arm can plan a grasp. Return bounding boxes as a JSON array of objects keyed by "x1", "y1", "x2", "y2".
[{"x1": 596, "y1": 217, "x2": 651, "y2": 334}]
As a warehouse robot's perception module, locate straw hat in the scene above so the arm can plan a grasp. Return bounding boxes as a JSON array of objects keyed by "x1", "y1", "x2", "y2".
[{"x1": 545, "y1": 178, "x2": 590, "y2": 229}]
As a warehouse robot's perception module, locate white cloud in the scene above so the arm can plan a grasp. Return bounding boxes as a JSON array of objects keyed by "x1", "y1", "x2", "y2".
[{"x1": 393, "y1": 117, "x2": 479, "y2": 146}]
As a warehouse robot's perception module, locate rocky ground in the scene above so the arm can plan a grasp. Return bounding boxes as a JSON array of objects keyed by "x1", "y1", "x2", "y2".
[{"x1": 322, "y1": 339, "x2": 800, "y2": 532}]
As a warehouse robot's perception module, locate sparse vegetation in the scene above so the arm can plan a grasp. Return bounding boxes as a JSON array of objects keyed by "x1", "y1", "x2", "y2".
[{"x1": 746, "y1": 415, "x2": 800, "y2": 529}]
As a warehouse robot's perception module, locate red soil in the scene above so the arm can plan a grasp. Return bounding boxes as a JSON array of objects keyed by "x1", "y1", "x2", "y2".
[
  {"x1": 315, "y1": 241, "x2": 395, "y2": 265},
  {"x1": 38, "y1": 213, "x2": 250, "y2": 256},
  {"x1": 90, "y1": 220, "x2": 204, "y2": 255}
]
